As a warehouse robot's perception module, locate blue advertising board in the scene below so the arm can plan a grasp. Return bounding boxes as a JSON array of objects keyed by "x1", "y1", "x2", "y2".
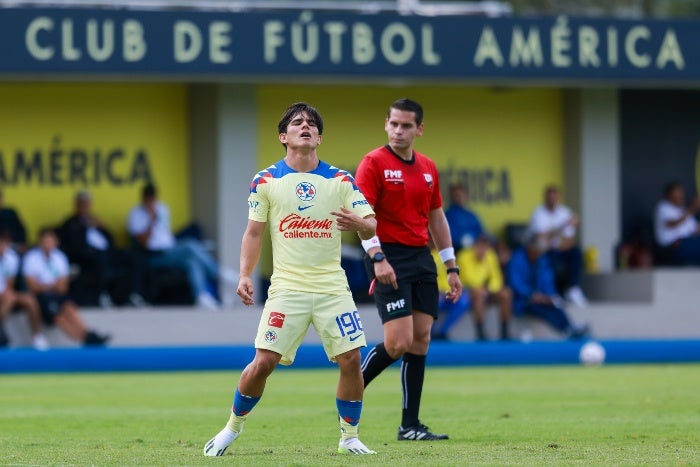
[{"x1": 0, "y1": 7, "x2": 697, "y2": 82}]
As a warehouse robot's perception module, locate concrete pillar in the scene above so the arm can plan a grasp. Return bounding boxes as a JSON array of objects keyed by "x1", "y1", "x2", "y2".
[
  {"x1": 189, "y1": 84, "x2": 258, "y2": 303},
  {"x1": 564, "y1": 88, "x2": 621, "y2": 273}
]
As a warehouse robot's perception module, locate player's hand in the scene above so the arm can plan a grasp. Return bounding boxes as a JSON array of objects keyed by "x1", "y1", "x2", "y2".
[
  {"x1": 331, "y1": 206, "x2": 365, "y2": 232},
  {"x1": 445, "y1": 272, "x2": 463, "y2": 303},
  {"x1": 236, "y1": 276, "x2": 255, "y2": 306},
  {"x1": 374, "y1": 260, "x2": 398, "y2": 290}
]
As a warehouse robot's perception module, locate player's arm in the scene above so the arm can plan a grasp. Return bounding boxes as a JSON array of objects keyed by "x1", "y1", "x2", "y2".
[
  {"x1": 237, "y1": 219, "x2": 266, "y2": 306},
  {"x1": 428, "y1": 207, "x2": 463, "y2": 302}
]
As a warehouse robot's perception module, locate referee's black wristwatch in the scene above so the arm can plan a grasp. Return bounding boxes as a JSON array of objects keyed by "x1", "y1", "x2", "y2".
[
  {"x1": 370, "y1": 252, "x2": 386, "y2": 263},
  {"x1": 446, "y1": 267, "x2": 460, "y2": 275}
]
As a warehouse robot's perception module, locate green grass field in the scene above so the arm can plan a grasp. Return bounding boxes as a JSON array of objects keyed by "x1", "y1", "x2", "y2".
[{"x1": 1, "y1": 365, "x2": 698, "y2": 466}]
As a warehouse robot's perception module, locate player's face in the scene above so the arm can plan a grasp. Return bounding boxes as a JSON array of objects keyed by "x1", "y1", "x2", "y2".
[
  {"x1": 385, "y1": 108, "x2": 424, "y2": 151},
  {"x1": 279, "y1": 111, "x2": 322, "y2": 150}
]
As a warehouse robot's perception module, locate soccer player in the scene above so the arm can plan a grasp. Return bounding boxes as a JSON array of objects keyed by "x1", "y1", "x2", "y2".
[
  {"x1": 356, "y1": 98, "x2": 462, "y2": 441},
  {"x1": 203, "y1": 102, "x2": 377, "y2": 456}
]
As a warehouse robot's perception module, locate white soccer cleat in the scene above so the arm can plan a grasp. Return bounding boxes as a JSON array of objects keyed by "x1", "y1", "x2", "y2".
[
  {"x1": 203, "y1": 426, "x2": 240, "y2": 457},
  {"x1": 338, "y1": 437, "x2": 376, "y2": 455}
]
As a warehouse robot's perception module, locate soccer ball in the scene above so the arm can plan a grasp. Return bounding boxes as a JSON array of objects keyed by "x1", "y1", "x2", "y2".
[{"x1": 579, "y1": 341, "x2": 606, "y2": 366}]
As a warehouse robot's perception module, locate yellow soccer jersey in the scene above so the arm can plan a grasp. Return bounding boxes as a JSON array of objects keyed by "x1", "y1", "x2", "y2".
[
  {"x1": 248, "y1": 159, "x2": 374, "y2": 295},
  {"x1": 456, "y1": 247, "x2": 503, "y2": 293}
]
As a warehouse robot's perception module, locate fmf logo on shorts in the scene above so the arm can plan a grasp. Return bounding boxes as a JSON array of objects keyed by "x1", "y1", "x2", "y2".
[
  {"x1": 386, "y1": 298, "x2": 406, "y2": 313},
  {"x1": 268, "y1": 312, "x2": 285, "y2": 328}
]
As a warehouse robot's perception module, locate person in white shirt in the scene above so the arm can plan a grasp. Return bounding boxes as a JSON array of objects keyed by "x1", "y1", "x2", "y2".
[
  {"x1": 22, "y1": 228, "x2": 110, "y2": 346},
  {"x1": 0, "y1": 229, "x2": 49, "y2": 350},
  {"x1": 654, "y1": 181, "x2": 700, "y2": 265},
  {"x1": 127, "y1": 184, "x2": 236, "y2": 310},
  {"x1": 528, "y1": 185, "x2": 587, "y2": 308}
]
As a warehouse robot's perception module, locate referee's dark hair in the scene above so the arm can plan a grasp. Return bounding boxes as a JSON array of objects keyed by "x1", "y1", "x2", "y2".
[
  {"x1": 277, "y1": 102, "x2": 324, "y2": 149},
  {"x1": 388, "y1": 98, "x2": 424, "y2": 126}
]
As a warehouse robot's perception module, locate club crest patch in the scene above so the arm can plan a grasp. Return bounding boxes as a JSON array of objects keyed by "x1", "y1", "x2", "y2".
[
  {"x1": 264, "y1": 330, "x2": 278, "y2": 344},
  {"x1": 296, "y1": 181, "x2": 316, "y2": 202}
]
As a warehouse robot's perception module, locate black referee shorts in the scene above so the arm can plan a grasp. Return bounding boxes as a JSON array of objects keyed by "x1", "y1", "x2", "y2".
[{"x1": 364, "y1": 243, "x2": 439, "y2": 324}]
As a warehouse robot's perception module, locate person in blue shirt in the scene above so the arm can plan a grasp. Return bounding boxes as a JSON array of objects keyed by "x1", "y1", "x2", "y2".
[
  {"x1": 506, "y1": 235, "x2": 589, "y2": 339},
  {"x1": 444, "y1": 183, "x2": 483, "y2": 253}
]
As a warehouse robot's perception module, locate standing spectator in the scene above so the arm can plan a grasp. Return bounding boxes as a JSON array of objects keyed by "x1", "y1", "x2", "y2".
[
  {"x1": 22, "y1": 228, "x2": 110, "y2": 346},
  {"x1": 444, "y1": 183, "x2": 484, "y2": 253},
  {"x1": 203, "y1": 102, "x2": 376, "y2": 456},
  {"x1": 0, "y1": 229, "x2": 49, "y2": 350},
  {"x1": 507, "y1": 236, "x2": 589, "y2": 340},
  {"x1": 654, "y1": 181, "x2": 700, "y2": 265},
  {"x1": 528, "y1": 185, "x2": 588, "y2": 307},
  {"x1": 59, "y1": 191, "x2": 147, "y2": 308},
  {"x1": 457, "y1": 234, "x2": 512, "y2": 341},
  {"x1": 127, "y1": 183, "x2": 236, "y2": 310},
  {"x1": 0, "y1": 188, "x2": 28, "y2": 252},
  {"x1": 356, "y1": 98, "x2": 462, "y2": 441}
]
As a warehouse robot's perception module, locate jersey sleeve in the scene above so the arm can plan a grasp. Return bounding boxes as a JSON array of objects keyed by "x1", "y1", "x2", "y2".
[
  {"x1": 341, "y1": 171, "x2": 375, "y2": 219},
  {"x1": 355, "y1": 156, "x2": 381, "y2": 207},
  {"x1": 428, "y1": 159, "x2": 443, "y2": 210},
  {"x1": 247, "y1": 171, "x2": 271, "y2": 223}
]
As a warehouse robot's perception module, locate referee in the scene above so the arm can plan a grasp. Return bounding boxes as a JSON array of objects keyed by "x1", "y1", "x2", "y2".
[{"x1": 356, "y1": 98, "x2": 462, "y2": 441}]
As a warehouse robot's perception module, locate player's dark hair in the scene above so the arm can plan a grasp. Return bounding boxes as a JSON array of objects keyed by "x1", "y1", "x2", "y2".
[
  {"x1": 278, "y1": 102, "x2": 324, "y2": 149},
  {"x1": 388, "y1": 98, "x2": 424, "y2": 126}
]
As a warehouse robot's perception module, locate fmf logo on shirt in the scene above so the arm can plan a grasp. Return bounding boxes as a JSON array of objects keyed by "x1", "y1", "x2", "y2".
[
  {"x1": 384, "y1": 169, "x2": 402, "y2": 180},
  {"x1": 386, "y1": 298, "x2": 406, "y2": 313},
  {"x1": 268, "y1": 312, "x2": 285, "y2": 328}
]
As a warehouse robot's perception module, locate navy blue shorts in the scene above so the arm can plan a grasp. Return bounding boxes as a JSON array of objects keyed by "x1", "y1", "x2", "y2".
[
  {"x1": 365, "y1": 243, "x2": 439, "y2": 324},
  {"x1": 37, "y1": 293, "x2": 71, "y2": 325}
]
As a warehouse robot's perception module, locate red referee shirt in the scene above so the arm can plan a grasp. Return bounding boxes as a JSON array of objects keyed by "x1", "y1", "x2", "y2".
[{"x1": 355, "y1": 145, "x2": 443, "y2": 247}]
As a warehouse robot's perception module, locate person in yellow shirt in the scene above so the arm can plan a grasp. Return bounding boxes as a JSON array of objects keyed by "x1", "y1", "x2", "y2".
[
  {"x1": 430, "y1": 246, "x2": 471, "y2": 341},
  {"x1": 457, "y1": 234, "x2": 513, "y2": 341}
]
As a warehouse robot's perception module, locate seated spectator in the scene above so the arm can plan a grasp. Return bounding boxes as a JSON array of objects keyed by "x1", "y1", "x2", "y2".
[
  {"x1": 22, "y1": 228, "x2": 110, "y2": 346},
  {"x1": 0, "y1": 187, "x2": 28, "y2": 253},
  {"x1": 445, "y1": 183, "x2": 483, "y2": 253},
  {"x1": 507, "y1": 236, "x2": 589, "y2": 340},
  {"x1": 654, "y1": 181, "x2": 700, "y2": 265},
  {"x1": 127, "y1": 183, "x2": 236, "y2": 310},
  {"x1": 0, "y1": 229, "x2": 49, "y2": 350},
  {"x1": 430, "y1": 246, "x2": 471, "y2": 341},
  {"x1": 528, "y1": 185, "x2": 588, "y2": 308},
  {"x1": 457, "y1": 234, "x2": 512, "y2": 341},
  {"x1": 59, "y1": 191, "x2": 147, "y2": 308}
]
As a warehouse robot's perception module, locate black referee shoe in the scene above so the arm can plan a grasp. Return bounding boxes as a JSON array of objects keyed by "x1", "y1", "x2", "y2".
[{"x1": 397, "y1": 423, "x2": 449, "y2": 441}]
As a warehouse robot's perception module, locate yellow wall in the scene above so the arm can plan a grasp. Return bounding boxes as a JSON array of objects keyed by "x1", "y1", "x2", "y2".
[
  {"x1": 0, "y1": 83, "x2": 190, "y2": 246},
  {"x1": 257, "y1": 85, "x2": 563, "y2": 237}
]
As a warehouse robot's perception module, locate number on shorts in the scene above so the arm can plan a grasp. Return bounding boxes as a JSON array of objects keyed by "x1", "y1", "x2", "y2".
[{"x1": 335, "y1": 310, "x2": 364, "y2": 337}]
